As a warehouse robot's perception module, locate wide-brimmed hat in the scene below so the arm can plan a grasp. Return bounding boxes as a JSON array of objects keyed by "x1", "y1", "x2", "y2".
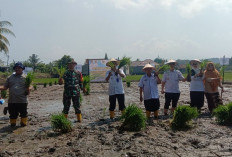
[
  {"x1": 142, "y1": 64, "x2": 155, "y2": 72},
  {"x1": 67, "y1": 59, "x2": 77, "y2": 65},
  {"x1": 13, "y1": 62, "x2": 25, "y2": 70},
  {"x1": 190, "y1": 59, "x2": 201, "y2": 65},
  {"x1": 166, "y1": 59, "x2": 176, "y2": 65},
  {"x1": 106, "y1": 58, "x2": 119, "y2": 67}
]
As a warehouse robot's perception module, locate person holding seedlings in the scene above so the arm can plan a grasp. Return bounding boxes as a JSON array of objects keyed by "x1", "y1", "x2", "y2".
[
  {"x1": 105, "y1": 58, "x2": 126, "y2": 119},
  {"x1": 138, "y1": 64, "x2": 161, "y2": 119},
  {"x1": 61, "y1": 59, "x2": 84, "y2": 122},
  {"x1": 0, "y1": 62, "x2": 30, "y2": 127},
  {"x1": 189, "y1": 59, "x2": 205, "y2": 113},
  {"x1": 204, "y1": 62, "x2": 224, "y2": 113},
  {"x1": 161, "y1": 59, "x2": 186, "y2": 115}
]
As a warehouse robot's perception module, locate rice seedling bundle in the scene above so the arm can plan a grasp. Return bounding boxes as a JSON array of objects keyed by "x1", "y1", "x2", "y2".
[
  {"x1": 51, "y1": 113, "x2": 72, "y2": 133},
  {"x1": 118, "y1": 57, "x2": 131, "y2": 69},
  {"x1": 120, "y1": 104, "x2": 146, "y2": 131},
  {"x1": 213, "y1": 102, "x2": 232, "y2": 125},
  {"x1": 25, "y1": 72, "x2": 34, "y2": 88},
  {"x1": 157, "y1": 64, "x2": 169, "y2": 73},
  {"x1": 186, "y1": 63, "x2": 191, "y2": 82},
  {"x1": 171, "y1": 105, "x2": 198, "y2": 130},
  {"x1": 200, "y1": 60, "x2": 207, "y2": 71}
]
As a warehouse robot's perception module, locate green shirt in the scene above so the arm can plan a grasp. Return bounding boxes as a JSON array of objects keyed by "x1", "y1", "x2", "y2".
[
  {"x1": 63, "y1": 70, "x2": 83, "y2": 97},
  {"x1": 4, "y1": 74, "x2": 28, "y2": 103}
]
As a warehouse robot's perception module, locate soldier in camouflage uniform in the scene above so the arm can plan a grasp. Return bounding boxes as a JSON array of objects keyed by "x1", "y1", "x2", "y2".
[{"x1": 61, "y1": 59, "x2": 83, "y2": 122}]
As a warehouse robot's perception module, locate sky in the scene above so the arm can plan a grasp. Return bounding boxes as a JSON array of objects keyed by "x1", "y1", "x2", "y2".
[{"x1": 1, "y1": 0, "x2": 232, "y2": 65}]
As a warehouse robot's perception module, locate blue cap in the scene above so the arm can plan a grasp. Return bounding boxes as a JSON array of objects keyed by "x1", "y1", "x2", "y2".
[{"x1": 13, "y1": 62, "x2": 25, "y2": 70}]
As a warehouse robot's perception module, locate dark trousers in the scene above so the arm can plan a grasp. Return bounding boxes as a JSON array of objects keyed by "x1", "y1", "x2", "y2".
[
  {"x1": 205, "y1": 92, "x2": 223, "y2": 112},
  {"x1": 164, "y1": 93, "x2": 180, "y2": 109},
  {"x1": 8, "y1": 103, "x2": 28, "y2": 119},
  {"x1": 144, "y1": 99, "x2": 160, "y2": 111},
  {"x1": 190, "y1": 91, "x2": 205, "y2": 109},
  {"x1": 63, "y1": 95, "x2": 81, "y2": 114},
  {"x1": 109, "y1": 94, "x2": 125, "y2": 111}
]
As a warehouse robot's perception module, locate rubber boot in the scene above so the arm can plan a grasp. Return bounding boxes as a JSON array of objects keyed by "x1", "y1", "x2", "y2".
[
  {"x1": 10, "y1": 119, "x2": 17, "y2": 127},
  {"x1": 77, "y1": 113, "x2": 82, "y2": 122},
  {"x1": 110, "y1": 111, "x2": 115, "y2": 119},
  {"x1": 164, "y1": 109, "x2": 168, "y2": 115},
  {"x1": 20, "y1": 117, "x2": 27, "y2": 127},
  {"x1": 146, "y1": 110, "x2": 151, "y2": 118},
  {"x1": 154, "y1": 110, "x2": 159, "y2": 119},
  {"x1": 64, "y1": 114, "x2": 68, "y2": 118}
]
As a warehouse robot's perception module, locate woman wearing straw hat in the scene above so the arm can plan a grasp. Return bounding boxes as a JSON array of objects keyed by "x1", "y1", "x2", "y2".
[
  {"x1": 105, "y1": 58, "x2": 126, "y2": 119},
  {"x1": 138, "y1": 64, "x2": 161, "y2": 119},
  {"x1": 189, "y1": 59, "x2": 205, "y2": 113},
  {"x1": 161, "y1": 59, "x2": 186, "y2": 115}
]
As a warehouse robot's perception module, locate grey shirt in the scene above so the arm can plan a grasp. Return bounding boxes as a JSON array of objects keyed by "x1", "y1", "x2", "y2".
[{"x1": 4, "y1": 74, "x2": 28, "y2": 103}]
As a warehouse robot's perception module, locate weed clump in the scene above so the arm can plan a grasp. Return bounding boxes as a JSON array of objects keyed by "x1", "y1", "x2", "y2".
[
  {"x1": 120, "y1": 104, "x2": 146, "y2": 131},
  {"x1": 51, "y1": 113, "x2": 72, "y2": 133},
  {"x1": 213, "y1": 102, "x2": 232, "y2": 125},
  {"x1": 171, "y1": 105, "x2": 198, "y2": 130}
]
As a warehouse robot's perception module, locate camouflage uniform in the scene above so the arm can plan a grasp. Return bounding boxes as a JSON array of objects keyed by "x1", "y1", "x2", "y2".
[{"x1": 62, "y1": 70, "x2": 83, "y2": 114}]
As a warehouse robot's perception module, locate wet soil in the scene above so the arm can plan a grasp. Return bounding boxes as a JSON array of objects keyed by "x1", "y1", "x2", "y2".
[{"x1": 0, "y1": 82, "x2": 232, "y2": 157}]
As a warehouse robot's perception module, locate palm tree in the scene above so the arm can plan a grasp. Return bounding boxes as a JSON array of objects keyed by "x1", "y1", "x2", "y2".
[{"x1": 0, "y1": 21, "x2": 16, "y2": 55}]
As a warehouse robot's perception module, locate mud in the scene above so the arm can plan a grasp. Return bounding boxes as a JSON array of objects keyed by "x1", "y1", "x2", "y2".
[{"x1": 0, "y1": 82, "x2": 232, "y2": 157}]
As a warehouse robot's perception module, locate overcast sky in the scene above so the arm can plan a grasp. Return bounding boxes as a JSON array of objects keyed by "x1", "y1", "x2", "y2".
[{"x1": 1, "y1": 0, "x2": 232, "y2": 64}]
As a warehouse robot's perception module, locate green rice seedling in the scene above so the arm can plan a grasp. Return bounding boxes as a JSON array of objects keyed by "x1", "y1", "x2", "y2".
[
  {"x1": 126, "y1": 81, "x2": 131, "y2": 87},
  {"x1": 213, "y1": 102, "x2": 232, "y2": 125},
  {"x1": 107, "y1": 61, "x2": 115, "y2": 69},
  {"x1": 51, "y1": 113, "x2": 72, "y2": 133},
  {"x1": 44, "y1": 82, "x2": 47, "y2": 88},
  {"x1": 200, "y1": 60, "x2": 208, "y2": 71},
  {"x1": 25, "y1": 72, "x2": 35, "y2": 88},
  {"x1": 118, "y1": 56, "x2": 131, "y2": 69},
  {"x1": 85, "y1": 84, "x2": 90, "y2": 95},
  {"x1": 157, "y1": 64, "x2": 169, "y2": 73},
  {"x1": 33, "y1": 84, "x2": 37, "y2": 90},
  {"x1": 186, "y1": 63, "x2": 191, "y2": 82},
  {"x1": 54, "y1": 66, "x2": 66, "y2": 78},
  {"x1": 54, "y1": 80, "x2": 57, "y2": 85},
  {"x1": 1, "y1": 90, "x2": 7, "y2": 98},
  {"x1": 171, "y1": 105, "x2": 199, "y2": 130},
  {"x1": 120, "y1": 104, "x2": 146, "y2": 131},
  {"x1": 49, "y1": 82, "x2": 53, "y2": 86}
]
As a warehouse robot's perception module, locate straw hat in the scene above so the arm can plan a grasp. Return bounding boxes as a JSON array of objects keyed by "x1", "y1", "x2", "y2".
[
  {"x1": 67, "y1": 59, "x2": 77, "y2": 65},
  {"x1": 190, "y1": 59, "x2": 201, "y2": 65},
  {"x1": 142, "y1": 64, "x2": 155, "y2": 72},
  {"x1": 166, "y1": 59, "x2": 176, "y2": 65},
  {"x1": 106, "y1": 58, "x2": 119, "y2": 67}
]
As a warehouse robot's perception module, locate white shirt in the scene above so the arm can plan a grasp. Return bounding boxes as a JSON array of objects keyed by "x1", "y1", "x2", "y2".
[
  {"x1": 162, "y1": 70, "x2": 184, "y2": 93},
  {"x1": 190, "y1": 69, "x2": 205, "y2": 92},
  {"x1": 105, "y1": 69, "x2": 125, "y2": 96},
  {"x1": 138, "y1": 73, "x2": 159, "y2": 100}
]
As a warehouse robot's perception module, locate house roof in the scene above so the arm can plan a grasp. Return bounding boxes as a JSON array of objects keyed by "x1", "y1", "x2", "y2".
[{"x1": 130, "y1": 59, "x2": 159, "y2": 67}]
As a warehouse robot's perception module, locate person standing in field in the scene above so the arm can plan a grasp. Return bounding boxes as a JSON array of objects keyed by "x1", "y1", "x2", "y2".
[
  {"x1": 138, "y1": 64, "x2": 161, "y2": 119},
  {"x1": 161, "y1": 59, "x2": 186, "y2": 115},
  {"x1": 0, "y1": 62, "x2": 30, "y2": 127},
  {"x1": 189, "y1": 59, "x2": 205, "y2": 113},
  {"x1": 204, "y1": 62, "x2": 224, "y2": 113},
  {"x1": 105, "y1": 58, "x2": 126, "y2": 119},
  {"x1": 60, "y1": 59, "x2": 84, "y2": 122}
]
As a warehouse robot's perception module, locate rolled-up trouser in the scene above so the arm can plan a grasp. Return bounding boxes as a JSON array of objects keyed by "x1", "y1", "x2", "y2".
[
  {"x1": 109, "y1": 94, "x2": 125, "y2": 111},
  {"x1": 8, "y1": 103, "x2": 28, "y2": 119},
  {"x1": 144, "y1": 98, "x2": 160, "y2": 111},
  {"x1": 164, "y1": 93, "x2": 180, "y2": 109},
  {"x1": 190, "y1": 91, "x2": 204, "y2": 109},
  {"x1": 205, "y1": 92, "x2": 223, "y2": 112},
  {"x1": 63, "y1": 95, "x2": 81, "y2": 114}
]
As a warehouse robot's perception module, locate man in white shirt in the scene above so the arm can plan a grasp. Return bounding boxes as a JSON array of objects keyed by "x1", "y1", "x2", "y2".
[
  {"x1": 161, "y1": 60, "x2": 186, "y2": 115},
  {"x1": 138, "y1": 64, "x2": 161, "y2": 119},
  {"x1": 105, "y1": 58, "x2": 126, "y2": 119}
]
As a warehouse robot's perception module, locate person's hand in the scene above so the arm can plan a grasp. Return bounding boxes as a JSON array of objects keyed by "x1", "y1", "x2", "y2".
[
  {"x1": 221, "y1": 87, "x2": 224, "y2": 93},
  {"x1": 108, "y1": 72, "x2": 112, "y2": 77},
  {"x1": 154, "y1": 72, "x2": 159, "y2": 76},
  {"x1": 25, "y1": 88, "x2": 30, "y2": 95},
  {"x1": 140, "y1": 95, "x2": 143, "y2": 102},
  {"x1": 161, "y1": 89, "x2": 165, "y2": 94},
  {"x1": 83, "y1": 88, "x2": 86, "y2": 94}
]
